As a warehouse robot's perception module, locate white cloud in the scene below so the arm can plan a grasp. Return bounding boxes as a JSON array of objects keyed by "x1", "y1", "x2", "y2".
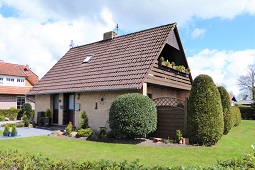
[
  {"x1": 187, "y1": 49, "x2": 255, "y2": 97},
  {"x1": 191, "y1": 28, "x2": 206, "y2": 39}
]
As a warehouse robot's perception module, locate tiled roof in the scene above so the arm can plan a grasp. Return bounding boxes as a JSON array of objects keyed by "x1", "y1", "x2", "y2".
[
  {"x1": 29, "y1": 23, "x2": 176, "y2": 94},
  {"x1": 0, "y1": 61, "x2": 39, "y2": 85},
  {"x1": 0, "y1": 86, "x2": 32, "y2": 95}
]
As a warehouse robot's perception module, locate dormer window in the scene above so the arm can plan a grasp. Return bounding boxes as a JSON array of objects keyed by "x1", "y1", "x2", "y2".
[
  {"x1": 82, "y1": 53, "x2": 94, "y2": 64},
  {"x1": 0, "y1": 77, "x2": 3, "y2": 84}
]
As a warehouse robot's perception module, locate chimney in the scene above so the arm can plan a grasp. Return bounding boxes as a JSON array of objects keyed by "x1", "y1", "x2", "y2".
[
  {"x1": 24, "y1": 64, "x2": 30, "y2": 71},
  {"x1": 103, "y1": 31, "x2": 118, "y2": 40}
]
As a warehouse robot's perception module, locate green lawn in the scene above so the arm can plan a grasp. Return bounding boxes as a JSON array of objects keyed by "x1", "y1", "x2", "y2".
[{"x1": 0, "y1": 120, "x2": 254, "y2": 168}]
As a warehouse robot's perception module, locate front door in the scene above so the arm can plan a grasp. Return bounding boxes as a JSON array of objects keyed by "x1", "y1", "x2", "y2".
[
  {"x1": 63, "y1": 93, "x2": 75, "y2": 125},
  {"x1": 53, "y1": 94, "x2": 59, "y2": 124}
]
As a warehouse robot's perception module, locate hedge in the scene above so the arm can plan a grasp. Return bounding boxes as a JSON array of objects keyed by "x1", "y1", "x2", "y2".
[
  {"x1": 230, "y1": 106, "x2": 241, "y2": 127},
  {"x1": 0, "y1": 109, "x2": 20, "y2": 119},
  {"x1": 187, "y1": 74, "x2": 224, "y2": 146},
  {"x1": 239, "y1": 106, "x2": 255, "y2": 119},
  {"x1": 218, "y1": 86, "x2": 232, "y2": 135},
  {"x1": 1, "y1": 148, "x2": 255, "y2": 169}
]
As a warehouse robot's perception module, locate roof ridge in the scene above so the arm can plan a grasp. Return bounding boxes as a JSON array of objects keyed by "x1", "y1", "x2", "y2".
[{"x1": 71, "y1": 23, "x2": 177, "y2": 49}]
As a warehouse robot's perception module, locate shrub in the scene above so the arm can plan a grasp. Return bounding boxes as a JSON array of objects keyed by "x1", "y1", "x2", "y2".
[
  {"x1": 3, "y1": 124, "x2": 10, "y2": 133},
  {"x1": 176, "y1": 130, "x2": 182, "y2": 143},
  {"x1": 98, "y1": 128, "x2": 107, "y2": 139},
  {"x1": 21, "y1": 103, "x2": 33, "y2": 127},
  {"x1": 0, "y1": 115, "x2": 5, "y2": 121},
  {"x1": 80, "y1": 111, "x2": 89, "y2": 129},
  {"x1": 187, "y1": 74, "x2": 224, "y2": 146},
  {"x1": 11, "y1": 125, "x2": 17, "y2": 133},
  {"x1": 76, "y1": 128, "x2": 92, "y2": 137},
  {"x1": 218, "y1": 86, "x2": 232, "y2": 135},
  {"x1": 65, "y1": 121, "x2": 73, "y2": 136},
  {"x1": 0, "y1": 109, "x2": 20, "y2": 119},
  {"x1": 45, "y1": 108, "x2": 51, "y2": 118},
  {"x1": 109, "y1": 93, "x2": 157, "y2": 138},
  {"x1": 230, "y1": 106, "x2": 241, "y2": 127}
]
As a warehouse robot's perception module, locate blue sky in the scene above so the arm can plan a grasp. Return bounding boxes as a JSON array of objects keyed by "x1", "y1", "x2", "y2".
[{"x1": 0, "y1": 0, "x2": 255, "y2": 99}]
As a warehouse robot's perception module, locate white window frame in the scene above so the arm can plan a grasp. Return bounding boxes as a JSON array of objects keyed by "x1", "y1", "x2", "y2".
[
  {"x1": 17, "y1": 96, "x2": 26, "y2": 109},
  {"x1": 17, "y1": 78, "x2": 25, "y2": 86},
  {"x1": 6, "y1": 77, "x2": 15, "y2": 85}
]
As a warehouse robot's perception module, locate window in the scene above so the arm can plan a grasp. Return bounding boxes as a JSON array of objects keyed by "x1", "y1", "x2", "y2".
[
  {"x1": 17, "y1": 96, "x2": 25, "y2": 109},
  {"x1": 6, "y1": 78, "x2": 14, "y2": 85},
  {"x1": 82, "y1": 53, "x2": 94, "y2": 64},
  {"x1": 17, "y1": 78, "x2": 25, "y2": 86},
  {"x1": 0, "y1": 77, "x2": 3, "y2": 84}
]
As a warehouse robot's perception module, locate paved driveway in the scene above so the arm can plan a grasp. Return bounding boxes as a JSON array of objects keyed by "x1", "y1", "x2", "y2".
[{"x1": 0, "y1": 127, "x2": 53, "y2": 139}]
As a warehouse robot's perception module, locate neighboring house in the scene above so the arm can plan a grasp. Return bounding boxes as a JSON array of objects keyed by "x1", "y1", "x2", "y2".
[
  {"x1": 0, "y1": 61, "x2": 39, "y2": 109},
  {"x1": 238, "y1": 100, "x2": 253, "y2": 106},
  {"x1": 28, "y1": 23, "x2": 193, "y2": 134},
  {"x1": 229, "y1": 95, "x2": 237, "y2": 106}
]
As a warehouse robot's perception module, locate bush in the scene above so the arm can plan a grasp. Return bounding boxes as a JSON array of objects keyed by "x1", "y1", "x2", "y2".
[
  {"x1": 239, "y1": 106, "x2": 254, "y2": 119},
  {"x1": 218, "y1": 86, "x2": 232, "y2": 135},
  {"x1": 76, "y1": 128, "x2": 92, "y2": 137},
  {"x1": 109, "y1": 93, "x2": 157, "y2": 138},
  {"x1": 21, "y1": 103, "x2": 33, "y2": 127},
  {"x1": 3, "y1": 124, "x2": 10, "y2": 132},
  {"x1": 230, "y1": 106, "x2": 241, "y2": 127},
  {"x1": 80, "y1": 111, "x2": 89, "y2": 129},
  {"x1": 187, "y1": 74, "x2": 224, "y2": 146},
  {"x1": 65, "y1": 121, "x2": 73, "y2": 136},
  {"x1": 0, "y1": 109, "x2": 20, "y2": 119},
  {"x1": 0, "y1": 115, "x2": 5, "y2": 121}
]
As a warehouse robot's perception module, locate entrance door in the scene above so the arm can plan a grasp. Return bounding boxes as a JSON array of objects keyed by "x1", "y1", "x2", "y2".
[
  {"x1": 53, "y1": 94, "x2": 59, "y2": 124},
  {"x1": 63, "y1": 93, "x2": 75, "y2": 125}
]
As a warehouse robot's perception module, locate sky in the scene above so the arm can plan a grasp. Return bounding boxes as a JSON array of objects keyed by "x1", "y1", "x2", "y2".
[{"x1": 0, "y1": 0, "x2": 255, "y2": 99}]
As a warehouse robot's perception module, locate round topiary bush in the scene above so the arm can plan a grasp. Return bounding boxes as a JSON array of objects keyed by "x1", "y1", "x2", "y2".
[
  {"x1": 187, "y1": 74, "x2": 224, "y2": 146},
  {"x1": 109, "y1": 93, "x2": 157, "y2": 138},
  {"x1": 218, "y1": 86, "x2": 232, "y2": 135}
]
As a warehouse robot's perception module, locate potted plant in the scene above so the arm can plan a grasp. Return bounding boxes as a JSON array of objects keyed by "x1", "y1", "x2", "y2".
[
  {"x1": 165, "y1": 60, "x2": 171, "y2": 67},
  {"x1": 11, "y1": 124, "x2": 18, "y2": 137},
  {"x1": 3, "y1": 124, "x2": 10, "y2": 137},
  {"x1": 171, "y1": 62, "x2": 176, "y2": 69},
  {"x1": 159, "y1": 56, "x2": 165, "y2": 65},
  {"x1": 43, "y1": 108, "x2": 51, "y2": 126}
]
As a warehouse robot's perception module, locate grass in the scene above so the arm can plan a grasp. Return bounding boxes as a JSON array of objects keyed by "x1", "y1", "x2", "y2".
[
  {"x1": 0, "y1": 120, "x2": 254, "y2": 168},
  {"x1": 0, "y1": 130, "x2": 2, "y2": 136}
]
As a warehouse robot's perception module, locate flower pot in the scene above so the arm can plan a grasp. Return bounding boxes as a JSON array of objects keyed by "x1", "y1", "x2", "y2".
[
  {"x1": 182, "y1": 138, "x2": 189, "y2": 145},
  {"x1": 3, "y1": 132, "x2": 10, "y2": 137},
  {"x1": 11, "y1": 132, "x2": 18, "y2": 137}
]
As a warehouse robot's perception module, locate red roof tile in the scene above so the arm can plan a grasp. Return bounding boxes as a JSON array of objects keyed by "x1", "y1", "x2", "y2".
[
  {"x1": 0, "y1": 86, "x2": 32, "y2": 95},
  {"x1": 0, "y1": 61, "x2": 39, "y2": 85},
  {"x1": 29, "y1": 23, "x2": 176, "y2": 94}
]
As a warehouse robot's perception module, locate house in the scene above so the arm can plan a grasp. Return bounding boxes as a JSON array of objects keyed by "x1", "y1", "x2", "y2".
[
  {"x1": 238, "y1": 100, "x2": 253, "y2": 106},
  {"x1": 0, "y1": 61, "x2": 39, "y2": 109},
  {"x1": 28, "y1": 23, "x2": 192, "y2": 136},
  {"x1": 229, "y1": 95, "x2": 237, "y2": 106}
]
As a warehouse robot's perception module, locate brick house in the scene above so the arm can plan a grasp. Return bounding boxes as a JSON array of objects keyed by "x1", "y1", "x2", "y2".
[
  {"x1": 29, "y1": 23, "x2": 192, "y2": 136},
  {"x1": 0, "y1": 61, "x2": 39, "y2": 109}
]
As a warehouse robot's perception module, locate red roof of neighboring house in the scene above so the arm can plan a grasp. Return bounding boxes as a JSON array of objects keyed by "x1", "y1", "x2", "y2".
[
  {"x1": 29, "y1": 23, "x2": 189, "y2": 95},
  {"x1": 0, "y1": 86, "x2": 32, "y2": 95},
  {"x1": 0, "y1": 61, "x2": 39, "y2": 85}
]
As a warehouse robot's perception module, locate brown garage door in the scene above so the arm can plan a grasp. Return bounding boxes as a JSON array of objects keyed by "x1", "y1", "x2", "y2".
[{"x1": 150, "y1": 97, "x2": 187, "y2": 138}]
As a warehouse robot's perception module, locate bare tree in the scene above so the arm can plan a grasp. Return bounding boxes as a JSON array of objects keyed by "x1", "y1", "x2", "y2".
[{"x1": 237, "y1": 65, "x2": 255, "y2": 100}]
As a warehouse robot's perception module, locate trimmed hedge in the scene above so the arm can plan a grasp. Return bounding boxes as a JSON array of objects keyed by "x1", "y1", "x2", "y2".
[
  {"x1": 109, "y1": 93, "x2": 157, "y2": 138},
  {"x1": 187, "y1": 74, "x2": 224, "y2": 146},
  {"x1": 218, "y1": 86, "x2": 232, "y2": 135},
  {"x1": 230, "y1": 106, "x2": 242, "y2": 127},
  {"x1": 0, "y1": 109, "x2": 20, "y2": 119},
  {"x1": 239, "y1": 106, "x2": 255, "y2": 119},
  {"x1": 1, "y1": 148, "x2": 255, "y2": 169}
]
